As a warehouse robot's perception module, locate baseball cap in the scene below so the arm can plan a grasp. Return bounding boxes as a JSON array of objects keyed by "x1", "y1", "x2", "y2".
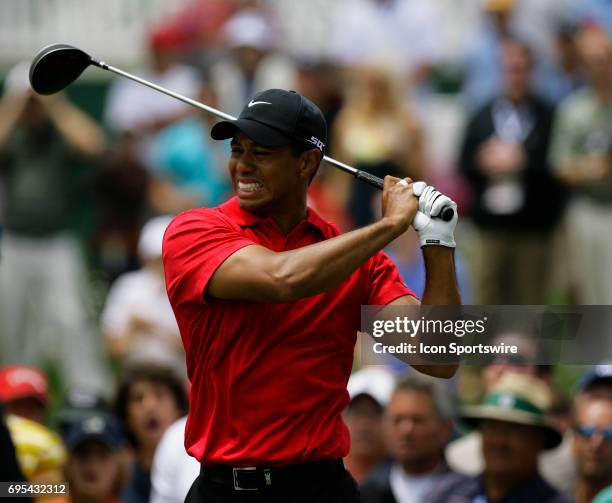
[
  {"x1": 65, "y1": 414, "x2": 125, "y2": 451},
  {"x1": 138, "y1": 215, "x2": 174, "y2": 260},
  {"x1": 578, "y1": 363, "x2": 612, "y2": 393},
  {"x1": 224, "y1": 10, "x2": 277, "y2": 50},
  {"x1": 0, "y1": 365, "x2": 49, "y2": 406},
  {"x1": 347, "y1": 367, "x2": 396, "y2": 407},
  {"x1": 211, "y1": 89, "x2": 327, "y2": 153},
  {"x1": 148, "y1": 24, "x2": 193, "y2": 52},
  {"x1": 57, "y1": 388, "x2": 109, "y2": 437}
]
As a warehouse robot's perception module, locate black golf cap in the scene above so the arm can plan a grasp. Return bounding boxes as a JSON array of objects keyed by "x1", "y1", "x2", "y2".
[{"x1": 211, "y1": 89, "x2": 327, "y2": 153}]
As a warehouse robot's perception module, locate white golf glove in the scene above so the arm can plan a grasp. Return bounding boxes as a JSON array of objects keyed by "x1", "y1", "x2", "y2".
[{"x1": 411, "y1": 182, "x2": 458, "y2": 248}]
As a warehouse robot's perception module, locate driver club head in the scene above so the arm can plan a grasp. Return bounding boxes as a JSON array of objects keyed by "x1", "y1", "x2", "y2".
[{"x1": 29, "y1": 44, "x2": 94, "y2": 95}]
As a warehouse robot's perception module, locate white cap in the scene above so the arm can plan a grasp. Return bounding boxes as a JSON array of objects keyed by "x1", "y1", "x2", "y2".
[
  {"x1": 138, "y1": 215, "x2": 174, "y2": 260},
  {"x1": 347, "y1": 366, "x2": 396, "y2": 407},
  {"x1": 224, "y1": 11, "x2": 277, "y2": 50}
]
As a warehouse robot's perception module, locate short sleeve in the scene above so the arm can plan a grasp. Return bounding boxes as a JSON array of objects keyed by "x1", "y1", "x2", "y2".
[
  {"x1": 365, "y1": 251, "x2": 417, "y2": 305},
  {"x1": 162, "y1": 209, "x2": 255, "y2": 304}
]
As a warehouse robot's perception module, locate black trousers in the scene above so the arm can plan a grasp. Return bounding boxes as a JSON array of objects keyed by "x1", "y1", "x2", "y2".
[{"x1": 184, "y1": 468, "x2": 361, "y2": 503}]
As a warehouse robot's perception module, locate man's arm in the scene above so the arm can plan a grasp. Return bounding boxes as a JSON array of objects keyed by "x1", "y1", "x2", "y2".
[
  {"x1": 386, "y1": 247, "x2": 460, "y2": 379},
  {"x1": 40, "y1": 94, "x2": 106, "y2": 156},
  {"x1": 0, "y1": 92, "x2": 29, "y2": 151},
  {"x1": 208, "y1": 177, "x2": 418, "y2": 303},
  {"x1": 385, "y1": 182, "x2": 461, "y2": 379},
  {"x1": 555, "y1": 156, "x2": 611, "y2": 185},
  {"x1": 421, "y1": 246, "x2": 461, "y2": 306}
]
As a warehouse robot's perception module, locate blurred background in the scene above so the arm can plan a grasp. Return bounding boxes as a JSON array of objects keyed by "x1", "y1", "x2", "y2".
[{"x1": 0, "y1": 0, "x2": 611, "y2": 502}]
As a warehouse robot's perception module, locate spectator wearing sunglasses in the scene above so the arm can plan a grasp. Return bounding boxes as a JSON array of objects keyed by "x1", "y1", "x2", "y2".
[{"x1": 572, "y1": 369, "x2": 612, "y2": 503}]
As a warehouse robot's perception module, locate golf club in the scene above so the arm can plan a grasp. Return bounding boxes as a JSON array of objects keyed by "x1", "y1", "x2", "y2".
[{"x1": 29, "y1": 43, "x2": 455, "y2": 222}]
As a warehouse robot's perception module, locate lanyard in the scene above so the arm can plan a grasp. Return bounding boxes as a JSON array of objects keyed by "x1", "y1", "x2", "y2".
[{"x1": 492, "y1": 99, "x2": 534, "y2": 143}]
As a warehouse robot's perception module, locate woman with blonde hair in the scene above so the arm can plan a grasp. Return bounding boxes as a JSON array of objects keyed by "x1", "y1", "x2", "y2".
[{"x1": 333, "y1": 65, "x2": 425, "y2": 227}]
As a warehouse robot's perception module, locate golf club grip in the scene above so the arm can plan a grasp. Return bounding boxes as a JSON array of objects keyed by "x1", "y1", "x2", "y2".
[
  {"x1": 354, "y1": 170, "x2": 455, "y2": 222},
  {"x1": 355, "y1": 169, "x2": 384, "y2": 189}
]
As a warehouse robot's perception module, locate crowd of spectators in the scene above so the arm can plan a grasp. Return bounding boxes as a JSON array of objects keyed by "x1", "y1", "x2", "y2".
[
  {"x1": 0, "y1": 0, "x2": 611, "y2": 501},
  {"x1": 1, "y1": 359, "x2": 611, "y2": 502}
]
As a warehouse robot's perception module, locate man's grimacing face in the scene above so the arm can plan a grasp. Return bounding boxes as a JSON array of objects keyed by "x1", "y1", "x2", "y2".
[{"x1": 229, "y1": 131, "x2": 314, "y2": 213}]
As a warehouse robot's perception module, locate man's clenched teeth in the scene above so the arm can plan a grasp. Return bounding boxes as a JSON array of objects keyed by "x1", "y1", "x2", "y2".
[{"x1": 238, "y1": 181, "x2": 264, "y2": 192}]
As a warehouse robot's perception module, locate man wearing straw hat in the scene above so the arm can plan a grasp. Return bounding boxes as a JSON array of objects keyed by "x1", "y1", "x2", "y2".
[{"x1": 428, "y1": 373, "x2": 571, "y2": 503}]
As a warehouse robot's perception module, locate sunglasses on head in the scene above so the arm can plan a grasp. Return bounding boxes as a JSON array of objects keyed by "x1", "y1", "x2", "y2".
[{"x1": 575, "y1": 425, "x2": 612, "y2": 441}]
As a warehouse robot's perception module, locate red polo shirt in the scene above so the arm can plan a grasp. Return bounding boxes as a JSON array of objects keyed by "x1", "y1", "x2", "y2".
[{"x1": 162, "y1": 197, "x2": 414, "y2": 466}]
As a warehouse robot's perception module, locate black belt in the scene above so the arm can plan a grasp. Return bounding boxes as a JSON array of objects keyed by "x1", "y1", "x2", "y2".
[{"x1": 200, "y1": 459, "x2": 345, "y2": 491}]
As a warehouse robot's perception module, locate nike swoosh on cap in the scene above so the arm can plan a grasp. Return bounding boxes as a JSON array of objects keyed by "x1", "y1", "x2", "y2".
[{"x1": 248, "y1": 100, "x2": 272, "y2": 107}]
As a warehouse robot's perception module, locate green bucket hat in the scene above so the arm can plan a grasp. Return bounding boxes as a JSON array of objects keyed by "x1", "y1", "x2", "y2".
[{"x1": 461, "y1": 372, "x2": 562, "y2": 450}]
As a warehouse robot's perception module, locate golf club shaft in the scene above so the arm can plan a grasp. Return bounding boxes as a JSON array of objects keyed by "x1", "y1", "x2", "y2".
[
  {"x1": 94, "y1": 60, "x2": 234, "y2": 121},
  {"x1": 92, "y1": 59, "x2": 381, "y2": 188}
]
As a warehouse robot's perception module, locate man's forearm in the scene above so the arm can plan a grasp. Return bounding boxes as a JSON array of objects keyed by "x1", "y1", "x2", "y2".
[
  {"x1": 207, "y1": 176, "x2": 420, "y2": 303},
  {"x1": 47, "y1": 99, "x2": 106, "y2": 156},
  {"x1": 0, "y1": 94, "x2": 28, "y2": 150},
  {"x1": 421, "y1": 246, "x2": 460, "y2": 305},
  {"x1": 275, "y1": 217, "x2": 407, "y2": 300},
  {"x1": 557, "y1": 157, "x2": 611, "y2": 185}
]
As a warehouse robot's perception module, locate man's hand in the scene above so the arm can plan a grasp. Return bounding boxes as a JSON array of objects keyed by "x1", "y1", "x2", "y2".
[
  {"x1": 477, "y1": 138, "x2": 526, "y2": 176},
  {"x1": 579, "y1": 153, "x2": 611, "y2": 182},
  {"x1": 381, "y1": 176, "x2": 420, "y2": 233},
  {"x1": 30, "y1": 89, "x2": 61, "y2": 109},
  {"x1": 557, "y1": 154, "x2": 611, "y2": 186},
  {"x1": 0, "y1": 90, "x2": 31, "y2": 150},
  {"x1": 412, "y1": 182, "x2": 458, "y2": 248}
]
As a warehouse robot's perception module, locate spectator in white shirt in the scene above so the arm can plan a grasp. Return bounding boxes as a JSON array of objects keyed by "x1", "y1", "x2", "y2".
[
  {"x1": 209, "y1": 9, "x2": 296, "y2": 116},
  {"x1": 149, "y1": 416, "x2": 199, "y2": 503},
  {"x1": 102, "y1": 216, "x2": 184, "y2": 375}
]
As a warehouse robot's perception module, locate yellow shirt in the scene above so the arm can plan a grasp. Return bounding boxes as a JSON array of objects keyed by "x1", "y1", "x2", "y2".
[{"x1": 6, "y1": 414, "x2": 66, "y2": 480}]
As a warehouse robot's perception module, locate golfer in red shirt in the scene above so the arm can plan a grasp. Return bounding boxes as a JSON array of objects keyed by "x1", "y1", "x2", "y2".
[{"x1": 162, "y1": 89, "x2": 460, "y2": 502}]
